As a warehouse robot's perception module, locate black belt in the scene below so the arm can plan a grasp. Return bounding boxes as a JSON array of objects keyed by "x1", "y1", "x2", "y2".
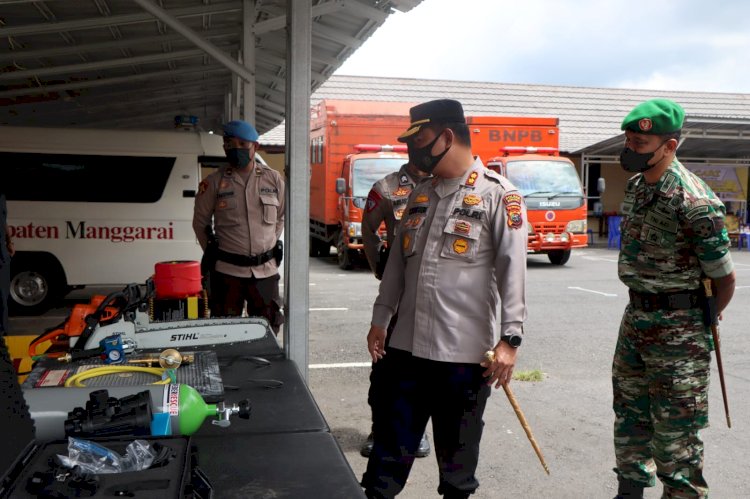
[
  {"x1": 628, "y1": 289, "x2": 703, "y2": 312},
  {"x1": 217, "y1": 248, "x2": 274, "y2": 267}
]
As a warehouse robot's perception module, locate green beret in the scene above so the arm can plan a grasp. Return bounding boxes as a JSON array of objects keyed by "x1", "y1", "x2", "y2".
[{"x1": 621, "y1": 98, "x2": 685, "y2": 135}]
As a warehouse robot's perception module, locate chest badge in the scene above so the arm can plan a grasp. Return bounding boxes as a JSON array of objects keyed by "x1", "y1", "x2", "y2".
[
  {"x1": 415, "y1": 193, "x2": 429, "y2": 204},
  {"x1": 463, "y1": 194, "x2": 481, "y2": 206},
  {"x1": 403, "y1": 233, "x2": 411, "y2": 251},
  {"x1": 453, "y1": 238, "x2": 469, "y2": 254},
  {"x1": 395, "y1": 208, "x2": 405, "y2": 220},
  {"x1": 454, "y1": 221, "x2": 471, "y2": 235},
  {"x1": 393, "y1": 187, "x2": 410, "y2": 197}
]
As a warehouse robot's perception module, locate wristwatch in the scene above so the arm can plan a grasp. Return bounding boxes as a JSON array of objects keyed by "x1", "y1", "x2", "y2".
[{"x1": 500, "y1": 334, "x2": 522, "y2": 348}]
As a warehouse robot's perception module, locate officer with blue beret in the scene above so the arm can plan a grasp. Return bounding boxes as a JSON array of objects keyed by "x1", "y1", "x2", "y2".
[
  {"x1": 193, "y1": 120, "x2": 285, "y2": 332},
  {"x1": 611, "y1": 99, "x2": 736, "y2": 498}
]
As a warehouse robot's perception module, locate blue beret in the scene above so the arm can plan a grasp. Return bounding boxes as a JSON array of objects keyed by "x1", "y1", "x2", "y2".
[
  {"x1": 223, "y1": 120, "x2": 259, "y2": 142},
  {"x1": 621, "y1": 99, "x2": 685, "y2": 135}
]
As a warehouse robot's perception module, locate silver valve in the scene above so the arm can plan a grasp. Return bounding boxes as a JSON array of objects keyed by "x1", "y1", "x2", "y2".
[{"x1": 212, "y1": 399, "x2": 251, "y2": 428}]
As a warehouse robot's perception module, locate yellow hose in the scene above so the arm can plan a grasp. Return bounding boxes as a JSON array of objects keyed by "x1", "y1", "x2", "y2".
[{"x1": 64, "y1": 365, "x2": 172, "y2": 387}]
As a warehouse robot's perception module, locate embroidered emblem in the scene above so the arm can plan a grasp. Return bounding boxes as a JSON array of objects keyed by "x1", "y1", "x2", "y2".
[
  {"x1": 395, "y1": 208, "x2": 405, "y2": 220},
  {"x1": 454, "y1": 221, "x2": 471, "y2": 235},
  {"x1": 415, "y1": 194, "x2": 429, "y2": 203},
  {"x1": 463, "y1": 194, "x2": 481, "y2": 206},
  {"x1": 453, "y1": 238, "x2": 469, "y2": 254},
  {"x1": 506, "y1": 205, "x2": 523, "y2": 229},
  {"x1": 393, "y1": 187, "x2": 410, "y2": 197},
  {"x1": 218, "y1": 200, "x2": 228, "y2": 209},
  {"x1": 198, "y1": 180, "x2": 208, "y2": 195},
  {"x1": 220, "y1": 180, "x2": 230, "y2": 189},
  {"x1": 639, "y1": 118, "x2": 653, "y2": 132},
  {"x1": 366, "y1": 189, "x2": 381, "y2": 212},
  {"x1": 503, "y1": 193, "x2": 522, "y2": 206},
  {"x1": 400, "y1": 174, "x2": 409, "y2": 185},
  {"x1": 466, "y1": 171, "x2": 479, "y2": 187}
]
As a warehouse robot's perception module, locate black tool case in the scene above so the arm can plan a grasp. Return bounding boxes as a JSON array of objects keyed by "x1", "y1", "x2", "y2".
[{"x1": 0, "y1": 342, "x2": 212, "y2": 499}]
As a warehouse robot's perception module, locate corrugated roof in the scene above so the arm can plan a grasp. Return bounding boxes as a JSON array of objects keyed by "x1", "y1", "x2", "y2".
[{"x1": 259, "y1": 74, "x2": 750, "y2": 152}]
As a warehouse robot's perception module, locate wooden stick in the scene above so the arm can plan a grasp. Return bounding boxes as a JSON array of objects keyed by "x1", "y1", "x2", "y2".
[
  {"x1": 485, "y1": 351, "x2": 550, "y2": 474},
  {"x1": 702, "y1": 279, "x2": 731, "y2": 428}
]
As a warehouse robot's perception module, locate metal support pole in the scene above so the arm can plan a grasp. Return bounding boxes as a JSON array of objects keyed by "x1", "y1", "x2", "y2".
[
  {"x1": 243, "y1": 0, "x2": 256, "y2": 123},
  {"x1": 284, "y1": 0, "x2": 311, "y2": 379}
]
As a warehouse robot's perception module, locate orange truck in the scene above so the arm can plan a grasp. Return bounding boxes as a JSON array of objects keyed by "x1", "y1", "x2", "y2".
[
  {"x1": 467, "y1": 116, "x2": 588, "y2": 265},
  {"x1": 308, "y1": 100, "x2": 413, "y2": 269}
]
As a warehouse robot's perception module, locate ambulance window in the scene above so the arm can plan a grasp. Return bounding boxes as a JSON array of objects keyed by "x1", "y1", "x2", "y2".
[{"x1": 0, "y1": 152, "x2": 175, "y2": 203}]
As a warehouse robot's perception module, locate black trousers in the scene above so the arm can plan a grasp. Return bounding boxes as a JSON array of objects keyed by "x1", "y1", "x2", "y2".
[
  {"x1": 362, "y1": 347, "x2": 491, "y2": 498},
  {"x1": 209, "y1": 271, "x2": 283, "y2": 334}
]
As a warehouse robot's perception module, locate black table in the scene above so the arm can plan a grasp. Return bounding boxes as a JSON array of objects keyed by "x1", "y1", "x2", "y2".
[{"x1": 191, "y1": 335, "x2": 365, "y2": 498}]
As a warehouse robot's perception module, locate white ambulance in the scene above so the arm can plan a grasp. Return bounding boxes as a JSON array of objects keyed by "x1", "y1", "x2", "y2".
[{"x1": 1, "y1": 125, "x2": 258, "y2": 314}]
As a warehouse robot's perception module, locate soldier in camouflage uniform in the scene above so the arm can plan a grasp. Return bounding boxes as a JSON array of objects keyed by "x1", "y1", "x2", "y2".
[{"x1": 612, "y1": 99, "x2": 736, "y2": 499}]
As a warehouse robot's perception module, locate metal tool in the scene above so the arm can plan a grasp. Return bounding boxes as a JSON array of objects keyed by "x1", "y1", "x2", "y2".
[{"x1": 484, "y1": 350, "x2": 550, "y2": 474}]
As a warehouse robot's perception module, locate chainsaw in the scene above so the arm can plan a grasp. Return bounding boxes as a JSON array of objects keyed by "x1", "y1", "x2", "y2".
[{"x1": 29, "y1": 280, "x2": 270, "y2": 358}]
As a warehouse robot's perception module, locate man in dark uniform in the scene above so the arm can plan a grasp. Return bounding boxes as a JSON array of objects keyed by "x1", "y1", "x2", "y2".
[
  {"x1": 612, "y1": 99, "x2": 736, "y2": 499},
  {"x1": 0, "y1": 188, "x2": 14, "y2": 336},
  {"x1": 360, "y1": 161, "x2": 431, "y2": 458},
  {"x1": 192, "y1": 120, "x2": 285, "y2": 333},
  {"x1": 361, "y1": 100, "x2": 528, "y2": 499}
]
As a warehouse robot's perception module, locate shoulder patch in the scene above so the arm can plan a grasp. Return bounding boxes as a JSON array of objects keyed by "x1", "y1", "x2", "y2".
[
  {"x1": 366, "y1": 189, "x2": 382, "y2": 212},
  {"x1": 198, "y1": 180, "x2": 209, "y2": 196}
]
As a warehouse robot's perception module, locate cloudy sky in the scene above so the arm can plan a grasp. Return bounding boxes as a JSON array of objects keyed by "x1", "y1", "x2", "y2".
[{"x1": 335, "y1": 0, "x2": 750, "y2": 93}]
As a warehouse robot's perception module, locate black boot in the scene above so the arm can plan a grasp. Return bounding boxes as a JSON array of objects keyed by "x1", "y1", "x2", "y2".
[
  {"x1": 614, "y1": 477, "x2": 645, "y2": 499},
  {"x1": 360, "y1": 432, "x2": 375, "y2": 457},
  {"x1": 416, "y1": 432, "x2": 431, "y2": 458}
]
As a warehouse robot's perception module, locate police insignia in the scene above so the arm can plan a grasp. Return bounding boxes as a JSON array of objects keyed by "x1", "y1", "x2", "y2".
[
  {"x1": 218, "y1": 200, "x2": 228, "y2": 209},
  {"x1": 453, "y1": 238, "x2": 469, "y2": 254},
  {"x1": 466, "y1": 172, "x2": 478, "y2": 187},
  {"x1": 415, "y1": 194, "x2": 429, "y2": 203},
  {"x1": 454, "y1": 221, "x2": 471, "y2": 234},
  {"x1": 198, "y1": 180, "x2": 208, "y2": 195},
  {"x1": 220, "y1": 180, "x2": 230, "y2": 189},
  {"x1": 638, "y1": 118, "x2": 653, "y2": 132},
  {"x1": 393, "y1": 187, "x2": 410, "y2": 197},
  {"x1": 503, "y1": 193, "x2": 522, "y2": 206},
  {"x1": 403, "y1": 233, "x2": 411, "y2": 251},
  {"x1": 506, "y1": 205, "x2": 522, "y2": 229},
  {"x1": 395, "y1": 208, "x2": 404, "y2": 220},
  {"x1": 463, "y1": 194, "x2": 481, "y2": 206},
  {"x1": 400, "y1": 174, "x2": 409, "y2": 185},
  {"x1": 366, "y1": 189, "x2": 381, "y2": 212}
]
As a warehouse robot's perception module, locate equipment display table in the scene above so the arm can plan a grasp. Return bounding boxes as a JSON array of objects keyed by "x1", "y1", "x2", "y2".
[{"x1": 192, "y1": 336, "x2": 365, "y2": 498}]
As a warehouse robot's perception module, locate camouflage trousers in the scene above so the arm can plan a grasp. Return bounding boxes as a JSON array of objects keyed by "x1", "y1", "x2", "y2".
[{"x1": 612, "y1": 304, "x2": 712, "y2": 498}]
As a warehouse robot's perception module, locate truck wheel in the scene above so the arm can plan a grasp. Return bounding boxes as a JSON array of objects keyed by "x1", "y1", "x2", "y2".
[
  {"x1": 337, "y1": 234, "x2": 353, "y2": 270},
  {"x1": 548, "y1": 250, "x2": 571, "y2": 266},
  {"x1": 8, "y1": 255, "x2": 67, "y2": 315},
  {"x1": 309, "y1": 237, "x2": 329, "y2": 257}
]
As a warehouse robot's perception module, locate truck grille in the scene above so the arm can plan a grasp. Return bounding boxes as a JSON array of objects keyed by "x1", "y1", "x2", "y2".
[{"x1": 532, "y1": 222, "x2": 565, "y2": 234}]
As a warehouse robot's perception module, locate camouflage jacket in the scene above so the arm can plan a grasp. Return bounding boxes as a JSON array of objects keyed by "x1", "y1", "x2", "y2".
[{"x1": 618, "y1": 159, "x2": 734, "y2": 293}]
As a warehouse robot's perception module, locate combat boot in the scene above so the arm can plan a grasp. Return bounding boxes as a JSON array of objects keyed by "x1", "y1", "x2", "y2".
[
  {"x1": 416, "y1": 432, "x2": 431, "y2": 458},
  {"x1": 614, "y1": 476, "x2": 645, "y2": 499}
]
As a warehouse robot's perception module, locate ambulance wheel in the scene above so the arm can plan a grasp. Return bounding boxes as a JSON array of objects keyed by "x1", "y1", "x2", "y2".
[
  {"x1": 337, "y1": 234, "x2": 354, "y2": 270},
  {"x1": 8, "y1": 254, "x2": 67, "y2": 315},
  {"x1": 548, "y1": 250, "x2": 571, "y2": 266}
]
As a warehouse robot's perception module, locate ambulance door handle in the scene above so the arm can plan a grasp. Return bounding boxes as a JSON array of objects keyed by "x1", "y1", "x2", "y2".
[{"x1": 183, "y1": 190, "x2": 196, "y2": 198}]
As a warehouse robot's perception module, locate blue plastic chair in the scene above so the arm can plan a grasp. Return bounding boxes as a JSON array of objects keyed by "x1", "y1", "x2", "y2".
[
  {"x1": 739, "y1": 232, "x2": 750, "y2": 251},
  {"x1": 607, "y1": 215, "x2": 622, "y2": 249}
]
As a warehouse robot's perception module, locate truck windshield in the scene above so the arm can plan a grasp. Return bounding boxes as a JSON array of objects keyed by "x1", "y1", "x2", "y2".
[
  {"x1": 351, "y1": 158, "x2": 406, "y2": 197},
  {"x1": 505, "y1": 160, "x2": 583, "y2": 198}
]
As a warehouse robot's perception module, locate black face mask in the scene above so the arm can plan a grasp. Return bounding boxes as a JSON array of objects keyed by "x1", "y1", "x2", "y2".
[
  {"x1": 619, "y1": 141, "x2": 668, "y2": 173},
  {"x1": 226, "y1": 148, "x2": 252, "y2": 168},
  {"x1": 408, "y1": 131, "x2": 450, "y2": 174}
]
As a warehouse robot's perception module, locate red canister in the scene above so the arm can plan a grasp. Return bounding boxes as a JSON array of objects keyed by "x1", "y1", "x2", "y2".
[{"x1": 153, "y1": 260, "x2": 202, "y2": 299}]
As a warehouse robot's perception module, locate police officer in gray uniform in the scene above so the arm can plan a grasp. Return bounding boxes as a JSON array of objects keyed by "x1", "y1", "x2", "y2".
[
  {"x1": 193, "y1": 120, "x2": 285, "y2": 333},
  {"x1": 360, "y1": 162, "x2": 431, "y2": 458},
  {"x1": 361, "y1": 100, "x2": 528, "y2": 499}
]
